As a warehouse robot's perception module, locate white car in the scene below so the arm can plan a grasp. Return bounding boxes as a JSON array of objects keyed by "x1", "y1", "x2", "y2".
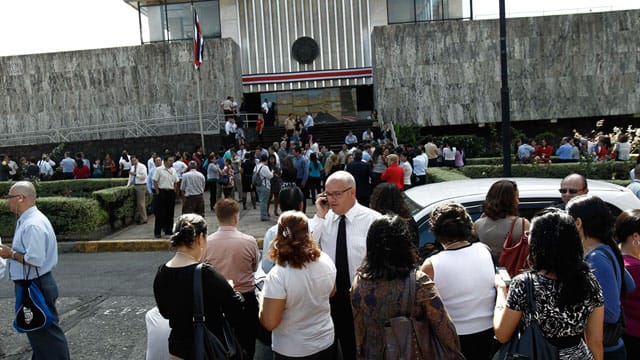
[{"x1": 403, "y1": 177, "x2": 640, "y2": 250}]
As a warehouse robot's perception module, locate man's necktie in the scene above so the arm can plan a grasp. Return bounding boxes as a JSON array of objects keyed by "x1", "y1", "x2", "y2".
[{"x1": 335, "y1": 215, "x2": 350, "y2": 294}]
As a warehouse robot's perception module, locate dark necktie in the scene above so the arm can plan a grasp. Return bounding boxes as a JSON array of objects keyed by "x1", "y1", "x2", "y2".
[{"x1": 335, "y1": 215, "x2": 350, "y2": 294}]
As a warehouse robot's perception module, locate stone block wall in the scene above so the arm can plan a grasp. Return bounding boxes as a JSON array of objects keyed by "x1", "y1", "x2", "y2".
[
  {"x1": 372, "y1": 10, "x2": 640, "y2": 126},
  {"x1": 0, "y1": 39, "x2": 242, "y2": 139}
]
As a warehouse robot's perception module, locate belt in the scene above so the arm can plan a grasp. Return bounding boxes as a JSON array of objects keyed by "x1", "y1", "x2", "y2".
[{"x1": 548, "y1": 334, "x2": 582, "y2": 349}]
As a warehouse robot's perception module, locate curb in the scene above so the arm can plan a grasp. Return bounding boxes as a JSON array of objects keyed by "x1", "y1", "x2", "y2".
[{"x1": 56, "y1": 238, "x2": 265, "y2": 253}]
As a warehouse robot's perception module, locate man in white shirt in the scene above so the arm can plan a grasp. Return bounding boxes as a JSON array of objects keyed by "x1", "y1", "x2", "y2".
[
  {"x1": 128, "y1": 155, "x2": 148, "y2": 224},
  {"x1": 147, "y1": 152, "x2": 157, "y2": 173},
  {"x1": 310, "y1": 171, "x2": 382, "y2": 360},
  {"x1": 412, "y1": 146, "x2": 428, "y2": 186},
  {"x1": 225, "y1": 118, "x2": 237, "y2": 148},
  {"x1": 304, "y1": 111, "x2": 315, "y2": 138},
  {"x1": 153, "y1": 156, "x2": 178, "y2": 238}
]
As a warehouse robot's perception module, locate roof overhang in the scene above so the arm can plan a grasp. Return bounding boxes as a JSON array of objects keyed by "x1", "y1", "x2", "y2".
[{"x1": 123, "y1": 0, "x2": 194, "y2": 10}]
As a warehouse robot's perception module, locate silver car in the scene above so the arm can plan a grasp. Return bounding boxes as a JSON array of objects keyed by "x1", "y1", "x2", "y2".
[{"x1": 403, "y1": 177, "x2": 640, "y2": 249}]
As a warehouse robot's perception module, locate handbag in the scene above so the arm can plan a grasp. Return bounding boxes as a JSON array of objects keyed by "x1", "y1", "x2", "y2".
[
  {"x1": 13, "y1": 266, "x2": 58, "y2": 333},
  {"x1": 499, "y1": 217, "x2": 530, "y2": 277},
  {"x1": 384, "y1": 271, "x2": 464, "y2": 360},
  {"x1": 192, "y1": 263, "x2": 244, "y2": 360},
  {"x1": 494, "y1": 273, "x2": 558, "y2": 360}
]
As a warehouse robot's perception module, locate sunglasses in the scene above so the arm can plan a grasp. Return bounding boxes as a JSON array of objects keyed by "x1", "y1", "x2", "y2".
[{"x1": 558, "y1": 188, "x2": 584, "y2": 194}]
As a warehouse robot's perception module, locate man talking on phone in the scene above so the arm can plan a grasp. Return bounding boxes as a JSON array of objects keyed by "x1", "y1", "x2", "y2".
[{"x1": 309, "y1": 171, "x2": 382, "y2": 359}]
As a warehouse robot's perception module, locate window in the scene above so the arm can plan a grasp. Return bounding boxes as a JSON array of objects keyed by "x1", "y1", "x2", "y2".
[
  {"x1": 140, "y1": 0, "x2": 220, "y2": 43},
  {"x1": 388, "y1": 0, "x2": 466, "y2": 24}
]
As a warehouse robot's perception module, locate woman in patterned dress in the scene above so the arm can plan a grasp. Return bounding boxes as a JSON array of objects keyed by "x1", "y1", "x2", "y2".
[
  {"x1": 350, "y1": 215, "x2": 460, "y2": 359},
  {"x1": 494, "y1": 208, "x2": 605, "y2": 359}
]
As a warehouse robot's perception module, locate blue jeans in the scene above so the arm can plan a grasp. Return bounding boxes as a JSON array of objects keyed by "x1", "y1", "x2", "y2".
[
  {"x1": 14, "y1": 272, "x2": 70, "y2": 360},
  {"x1": 257, "y1": 185, "x2": 270, "y2": 219}
]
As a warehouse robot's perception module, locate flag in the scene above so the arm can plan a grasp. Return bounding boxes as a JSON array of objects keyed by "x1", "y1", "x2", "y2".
[{"x1": 193, "y1": 10, "x2": 204, "y2": 70}]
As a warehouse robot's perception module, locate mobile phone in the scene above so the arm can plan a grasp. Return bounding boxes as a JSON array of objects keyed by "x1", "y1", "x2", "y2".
[
  {"x1": 319, "y1": 193, "x2": 328, "y2": 205},
  {"x1": 496, "y1": 267, "x2": 511, "y2": 287}
]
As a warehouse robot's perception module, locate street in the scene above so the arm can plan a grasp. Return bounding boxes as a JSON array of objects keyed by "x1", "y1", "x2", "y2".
[{"x1": 0, "y1": 251, "x2": 172, "y2": 359}]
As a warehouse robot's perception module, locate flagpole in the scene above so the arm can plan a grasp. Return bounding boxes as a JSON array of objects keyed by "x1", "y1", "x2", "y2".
[
  {"x1": 197, "y1": 69, "x2": 205, "y2": 154},
  {"x1": 193, "y1": 5, "x2": 205, "y2": 154}
]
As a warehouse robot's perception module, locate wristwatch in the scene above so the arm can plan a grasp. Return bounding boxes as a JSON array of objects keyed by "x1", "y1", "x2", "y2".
[{"x1": 10, "y1": 250, "x2": 17, "y2": 260}]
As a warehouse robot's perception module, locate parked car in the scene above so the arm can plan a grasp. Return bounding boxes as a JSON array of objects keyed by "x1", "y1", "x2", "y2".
[{"x1": 403, "y1": 178, "x2": 640, "y2": 256}]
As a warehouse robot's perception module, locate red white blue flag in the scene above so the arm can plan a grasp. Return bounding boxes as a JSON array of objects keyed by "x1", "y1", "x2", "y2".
[{"x1": 193, "y1": 10, "x2": 204, "y2": 69}]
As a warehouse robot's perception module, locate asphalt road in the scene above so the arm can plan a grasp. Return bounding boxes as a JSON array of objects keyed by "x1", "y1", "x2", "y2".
[{"x1": 0, "y1": 251, "x2": 173, "y2": 359}]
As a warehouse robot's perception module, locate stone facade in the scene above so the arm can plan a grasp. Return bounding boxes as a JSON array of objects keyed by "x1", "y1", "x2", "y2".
[
  {"x1": 0, "y1": 38, "x2": 242, "y2": 139},
  {"x1": 373, "y1": 10, "x2": 640, "y2": 126}
]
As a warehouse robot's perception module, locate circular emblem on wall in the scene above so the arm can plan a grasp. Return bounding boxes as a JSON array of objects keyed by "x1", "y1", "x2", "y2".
[{"x1": 291, "y1": 37, "x2": 319, "y2": 64}]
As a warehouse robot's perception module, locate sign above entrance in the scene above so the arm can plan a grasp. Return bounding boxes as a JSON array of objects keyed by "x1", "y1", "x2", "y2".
[{"x1": 242, "y1": 68, "x2": 373, "y2": 86}]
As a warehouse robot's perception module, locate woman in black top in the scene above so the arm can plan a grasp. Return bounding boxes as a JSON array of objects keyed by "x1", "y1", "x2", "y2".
[
  {"x1": 153, "y1": 214, "x2": 244, "y2": 359},
  {"x1": 240, "y1": 152, "x2": 256, "y2": 210}
]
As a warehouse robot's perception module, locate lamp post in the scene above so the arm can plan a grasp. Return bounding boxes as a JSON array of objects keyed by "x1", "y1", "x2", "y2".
[{"x1": 499, "y1": 0, "x2": 511, "y2": 176}]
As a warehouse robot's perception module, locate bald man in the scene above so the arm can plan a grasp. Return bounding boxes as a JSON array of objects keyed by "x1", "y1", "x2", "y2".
[
  {"x1": 0, "y1": 181, "x2": 70, "y2": 359},
  {"x1": 558, "y1": 173, "x2": 589, "y2": 208}
]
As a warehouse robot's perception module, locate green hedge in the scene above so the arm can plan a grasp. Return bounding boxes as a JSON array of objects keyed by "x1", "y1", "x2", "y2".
[
  {"x1": 0, "y1": 178, "x2": 128, "y2": 198},
  {"x1": 427, "y1": 168, "x2": 470, "y2": 183},
  {"x1": 459, "y1": 161, "x2": 635, "y2": 180},
  {"x1": 93, "y1": 186, "x2": 136, "y2": 227},
  {"x1": 0, "y1": 197, "x2": 107, "y2": 238}
]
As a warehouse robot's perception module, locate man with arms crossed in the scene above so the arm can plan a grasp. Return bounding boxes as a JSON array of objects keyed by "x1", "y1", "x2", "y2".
[{"x1": 0, "y1": 181, "x2": 70, "y2": 359}]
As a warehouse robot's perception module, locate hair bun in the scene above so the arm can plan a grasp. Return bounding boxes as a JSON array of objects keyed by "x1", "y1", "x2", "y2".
[{"x1": 170, "y1": 222, "x2": 196, "y2": 246}]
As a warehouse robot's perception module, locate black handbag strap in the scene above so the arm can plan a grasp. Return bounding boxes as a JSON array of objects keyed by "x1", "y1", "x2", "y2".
[
  {"x1": 524, "y1": 272, "x2": 537, "y2": 320},
  {"x1": 193, "y1": 263, "x2": 205, "y2": 323}
]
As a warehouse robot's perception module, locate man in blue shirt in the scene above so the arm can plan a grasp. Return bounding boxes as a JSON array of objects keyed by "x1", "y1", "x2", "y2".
[
  {"x1": 516, "y1": 140, "x2": 536, "y2": 163},
  {"x1": 291, "y1": 146, "x2": 309, "y2": 212},
  {"x1": 0, "y1": 181, "x2": 70, "y2": 359},
  {"x1": 556, "y1": 137, "x2": 574, "y2": 162},
  {"x1": 59, "y1": 152, "x2": 76, "y2": 179}
]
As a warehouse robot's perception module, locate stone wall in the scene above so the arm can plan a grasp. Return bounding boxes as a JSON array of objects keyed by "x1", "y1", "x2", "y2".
[
  {"x1": 372, "y1": 10, "x2": 640, "y2": 126},
  {"x1": 0, "y1": 39, "x2": 242, "y2": 139}
]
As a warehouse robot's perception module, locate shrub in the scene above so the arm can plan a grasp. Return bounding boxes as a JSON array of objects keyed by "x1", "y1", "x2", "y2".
[
  {"x1": 459, "y1": 161, "x2": 635, "y2": 180},
  {"x1": 0, "y1": 178, "x2": 128, "y2": 198},
  {"x1": 0, "y1": 197, "x2": 107, "y2": 238},
  {"x1": 93, "y1": 186, "x2": 136, "y2": 227},
  {"x1": 427, "y1": 167, "x2": 470, "y2": 183}
]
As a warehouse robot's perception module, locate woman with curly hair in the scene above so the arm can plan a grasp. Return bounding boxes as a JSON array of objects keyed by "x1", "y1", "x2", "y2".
[
  {"x1": 495, "y1": 208, "x2": 605, "y2": 359},
  {"x1": 153, "y1": 214, "x2": 244, "y2": 359},
  {"x1": 615, "y1": 209, "x2": 640, "y2": 359},
  {"x1": 260, "y1": 211, "x2": 338, "y2": 359},
  {"x1": 351, "y1": 215, "x2": 461, "y2": 359},
  {"x1": 474, "y1": 179, "x2": 530, "y2": 263},
  {"x1": 421, "y1": 203, "x2": 496, "y2": 360}
]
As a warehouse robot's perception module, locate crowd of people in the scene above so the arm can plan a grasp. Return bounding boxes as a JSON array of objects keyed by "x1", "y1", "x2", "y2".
[
  {"x1": 143, "y1": 169, "x2": 640, "y2": 360},
  {"x1": 516, "y1": 130, "x2": 635, "y2": 164}
]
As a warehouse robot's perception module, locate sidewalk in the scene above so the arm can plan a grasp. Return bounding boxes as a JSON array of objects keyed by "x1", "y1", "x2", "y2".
[{"x1": 61, "y1": 193, "x2": 318, "y2": 253}]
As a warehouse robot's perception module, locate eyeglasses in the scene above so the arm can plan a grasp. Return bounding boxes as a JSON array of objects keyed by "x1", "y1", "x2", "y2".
[
  {"x1": 558, "y1": 188, "x2": 584, "y2": 194},
  {"x1": 325, "y1": 187, "x2": 352, "y2": 199},
  {"x1": 4, "y1": 194, "x2": 21, "y2": 199}
]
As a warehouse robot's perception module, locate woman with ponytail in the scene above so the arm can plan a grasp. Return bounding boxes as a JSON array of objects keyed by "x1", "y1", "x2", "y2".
[
  {"x1": 153, "y1": 214, "x2": 244, "y2": 359},
  {"x1": 568, "y1": 196, "x2": 636, "y2": 360},
  {"x1": 494, "y1": 208, "x2": 605, "y2": 359},
  {"x1": 259, "y1": 211, "x2": 338, "y2": 359}
]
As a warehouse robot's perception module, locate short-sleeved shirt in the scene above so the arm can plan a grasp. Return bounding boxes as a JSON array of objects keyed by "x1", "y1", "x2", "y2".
[
  {"x1": 8, "y1": 207, "x2": 59, "y2": 280},
  {"x1": 263, "y1": 252, "x2": 336, "y2": 357},
  {"x1": 154, "y1": 166, "x2": 178, "y2": 190}
]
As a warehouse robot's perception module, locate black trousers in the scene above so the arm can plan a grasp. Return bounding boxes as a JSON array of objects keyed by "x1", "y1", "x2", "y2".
[
  {"x1": 235, "y1": 291, "x2": 258, "y2": 358},
  {"x1": 330, "y1": 292, "x2": 356, "y2": 360},
  {"x1": 459, "y1": 327, "x2": 497, "y2": 360},
  {"x1": 154, "y1": 189, "x2": 175, "y2": 236}
]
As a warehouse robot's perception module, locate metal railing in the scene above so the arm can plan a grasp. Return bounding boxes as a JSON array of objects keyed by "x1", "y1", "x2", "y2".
[{"x1": 0, "y1": 113, "x2": 232, "y2": 147}]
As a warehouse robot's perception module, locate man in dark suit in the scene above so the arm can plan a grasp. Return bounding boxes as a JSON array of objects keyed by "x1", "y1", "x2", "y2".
[{"x1": 345, "y1": 149, "x2": 372, "y2": 207}]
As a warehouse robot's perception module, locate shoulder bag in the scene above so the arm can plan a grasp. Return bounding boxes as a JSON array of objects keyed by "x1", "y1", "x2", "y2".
[
  {"x1": 14, "y1": 266, "x2": 58, "y2": 333},
  {"x1": 599, "y1": 249, "x2": 626, "y2": 347},
  {"x1": 499, "y1": 217, "x2": 530, "y2": 277},
  {"x1": 494, "y1": 272, "x2": 558, "y2": 360},
  {"x1": 192, "y1": 263, "x2": 244, "y2": 360},
  {"x1": 384, "y1": 271, "x2": 464, "y2": 360},
  {"x1": 252, "y1": 165, "x2": 263, "y2": 188}
]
